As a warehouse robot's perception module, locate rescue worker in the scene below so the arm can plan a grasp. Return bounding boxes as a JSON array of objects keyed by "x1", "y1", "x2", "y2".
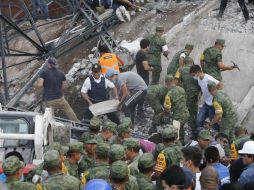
[
  {"x1": 146, "y1": 75, "x2": 173, "y2": 129},
  {"x1": 43, "y1": 150, "x2": 81, "y2": 190},
  {"x1": 167, "y1": 43, "x2": 194, "y2": 76},
  {"x1": 200, "y1": 39, "x2": 236, "y2": 81},
  {"x1": 175, "y1": 57, "x2": 200, "y2": 133},
  {"x1": 207, "y1": 81, "x2": 238, "y2": 142},
  {"x1": 83, "y1": 117, "x2": 104, "y2": 143},
  {"x1": 136, "y1": 153, "x2": 155, "y2": 190},
  {"x1": 81, "y1": 63, "x2": 120, "y2": 124},
  {"x1": 147, "y1": 26, "x2": 169, "y2": 84},
  {"x1": 163, "y1": 74, "x2": 190, "y2": 141},
  {"x1": 154, "y1": 125, "x2": 182, "y2": 190},
  {"x1": 98, "y1": 44, "x2": 124, "y2": 74},
  {"x1": 123, "y1": 138, "x2": 141, "y2": 176},
  {"x1": 64, "y1": 142, "x2": 83, "y2": 178},
  {"x1": 3, "y1": 156, "x2": 37, "y2": 190},
  {"x1": 230, "y1": 126, "x2": 250, "y2": 161}
]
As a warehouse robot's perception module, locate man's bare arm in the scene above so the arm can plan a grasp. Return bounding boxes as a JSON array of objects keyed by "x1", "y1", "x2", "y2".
[
  {"x1": 37, "y1": 78, "x2": 44, "y2": 88},
  {"x1": 81, "y1": 92, "x2": 93, "y2": 106}
]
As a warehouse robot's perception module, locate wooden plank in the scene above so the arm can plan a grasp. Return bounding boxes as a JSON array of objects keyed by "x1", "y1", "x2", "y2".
[
  {"x1": 89, "y1": 100, "x2": 120, "y2": 116},
  {"x1": 237, "y1": 86, "x2": 254, "y2": 125}
]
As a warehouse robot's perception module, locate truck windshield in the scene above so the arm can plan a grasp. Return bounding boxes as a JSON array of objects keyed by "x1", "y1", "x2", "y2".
[{"x1": 0, "y1": 118, "x2": 29, "y2": 147}]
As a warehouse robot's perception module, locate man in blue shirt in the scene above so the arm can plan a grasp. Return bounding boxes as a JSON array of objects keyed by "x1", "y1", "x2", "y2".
[{"x1": 238, "y1": 141, "x2": 254, "y2": 186}]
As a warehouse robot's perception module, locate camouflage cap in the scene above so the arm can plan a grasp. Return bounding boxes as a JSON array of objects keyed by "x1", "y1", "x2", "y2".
[
  {"x1": 90, "y1": 117, "x2": 101, "y2": 130},
  {"x1": 117, "y1": 124, "x2": 131, "y2": 135},
  {"x1": 215, "y1": 39, "x2": 226, "y2": 46},
  {"x1": 185, "y1": 57, "x2": 194, "y2": 65},
  {"x1": 108, "y1": 144, "x2": 125, "y2": 162},
  {"x1": 3, "y1": 156, "x2": 24, "y2": 175},
  {"x1": 123, "y1": 138, "x2": 140, "y2": 149},
  {"x1": 103, "y1": 120, "x2": 117, "y2": 134},
  {"x1": 96, "y1": 143, "x2": 110, "y2": 157},
  {"x1": 198, "y1": 130, "x2": 212, "y2": 140},
  {"x1": 110, "y1": 160, "x2": 128, "y2": 179},
  {"x1": 156, "y1": 26, "x2": 164, "y2": 32},
  {"x1": 185, "y1": 43, "x2": 194, "y2": 49},
  {"x1": 165, "y1": 74, "x2": 175, "y2": 84},
  {"x1": 122, "y1": 117, "x2": 132, "y2": 128},
  {"x1": 207, "y1": 81, "x2": 217, "y2": 90},
  {"x1": 80, "y1": 133, "x2": 98, "y2": 144},
  {"x1": 138, "y1": 153, "x2": 155, "y2": 169},
  {"x1": 162, "y1": 125, "x2": 177, "y2": 139},
  {"x1": 44, "y1": 150, "x2": 60, "y2": 168},
  {"x1": 68, "y1": 141, "x2": 83, "y2": 153},
  {"x1": 46, "y1": 142, "x2": 69, "y2": 155}
]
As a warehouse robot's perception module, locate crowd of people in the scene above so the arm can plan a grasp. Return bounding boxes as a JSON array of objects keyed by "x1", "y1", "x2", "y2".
[{"x1": 1, "y1": 23, "x2": 254, "y2": 190}]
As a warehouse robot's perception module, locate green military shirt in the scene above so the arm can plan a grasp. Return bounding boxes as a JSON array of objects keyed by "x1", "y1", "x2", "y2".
[
  {"x1": 84, "y1": 162, "x2": 110, "y2": 181},
  {"x1": 147, "y1": 33, "x2": 167, "y2": 67},
  {"x1": 146, "y1": 85, "x2": 168, "y2": 114},
  {"x1": 43, "y1": 172, "x2": 81, "y2": 190},
  {"x1": 167, "y1": 50, "x2": 188, "y2": 75},
  {"x1": 125, "y1": 175, "x2": 139, "y2": 190},
  {"x1": 6, "y1": 179, "x2": 37, "y2": 190},
  {"x1": 177, "y1": 65, "x2": 200, "y2": 97},
  {"x1": 136, "y1": 173, "x2": 155, "y2": 190},
  {"x1": 162, "y1": 144, "x2": 182, "y2": 167},
  {"x1": 129, "y1": 155, "x2": 141, "y2": 176},
  {"x1": 203, "y1": 47, "x2": 223, "y2": 81},
  {"x1": 64, "y1": 159, "x2": 79, "y2": 179},
  {"x1": 165, "y1": 85, "x2": 190, "y2": 123}
]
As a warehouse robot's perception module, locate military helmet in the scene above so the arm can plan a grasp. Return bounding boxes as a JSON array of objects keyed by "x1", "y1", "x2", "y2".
[
  {"x1": 110, "y1": 160, "x2": 128, "y2": 179},
  {"x1": 90, "y1": 117, "x2": 101, "y2": 131},
  {"x1": 96, "y1": 143, "x2": 110, "y2": 158},
  {"x1": 2, "y1": 156, "x2": 24, "y2": 175},
  {"x1": 108, "y1": 144, "x2": 125, "y2": 162},
  {"x1": 123, "y1": 138, "x2": 140, "y2": 149},
  {"x1": 44, "y1": 150, "x2": 61, "y2": 168},
  {"x1": 162, "y1": 125, "x2": 177, "y2": 139},
  {"x1": 138, "y1": 153, "x2": 155, "y2": 169},
  {"x1": 68, "y1": 142, "x2": 83, "y2": 153},
  {"x1": 92, "y1": 63, "x2": 101, "y2": 72}
]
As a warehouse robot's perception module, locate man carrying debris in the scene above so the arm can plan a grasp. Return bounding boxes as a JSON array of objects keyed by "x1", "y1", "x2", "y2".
[
  {"x1": 105, "y1": 69, "x2": 147, "y2": 124},
  {"x1": 147, "y1": 26, "x2": 169, "y2": 85},
  {"x1": 207, "y1": 81, "x2": 238, "y2": 142},
  {"x1": 200, "y1": 39, "x2": 237, "y2": 81},
  {"x1": 81, "y1": 63, "x2": 120, "y2": 124},
  {"x1": 98, "y1": 45, "x2": 125, "y2": 75},
  {"x1": 167, "y1": 43, "x2": 194, "y2": 76},
  {"x1": 37, "y1": 57, "x2": 79, "y2": 122},
  {"x1": 136, "y1": 38, "x2": 153, "y2": 85},
  {"x1": 163, "y1": 74, "x2": 189, "y2": 141}
]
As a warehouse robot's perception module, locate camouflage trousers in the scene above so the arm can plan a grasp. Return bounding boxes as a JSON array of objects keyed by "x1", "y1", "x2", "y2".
[
  {"x1": 186, "y1": 95, "x2": 198, "y2": 134},
  {"x1": 175, "y1": 112, "x2": 190, "y2": 144},
  {"x1": 220, "y1": 118, "x2": 236, "y2": 143},
  {"x1": 151, "y1": 66, "x2": 162, "y2": 85}
]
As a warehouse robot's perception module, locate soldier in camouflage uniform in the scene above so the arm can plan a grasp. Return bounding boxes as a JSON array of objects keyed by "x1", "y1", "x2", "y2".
[
  {"x1": 78, "y1": 134, "x2": 98, "y2": 174},
  {"x1": 64, "y1": 142, "x2": 83, "y2": 179},
  {"x1": 207, "y1": 81, "x2": 238, "y2": 142},
  {"x1": 167, "y1": 44, "x2": 194, "y2": 76},
  {"x1": 110, "y1": 122, "x2": 131, "y2": 145},
  {"x1": 99, "y1": 120, "x2": 117, "y2": 143},
  {"x1": 154, "y1": 125, "x2": 182, "y2": 190},
  {"x1": 163, "y1": 74, "x2": 190, "y2": 141},
  {"x1": 43, "y1": 150, "x2": 82, "y2": 190},
  {"x1": 230, "y1": 126, "x2": 250, "y2": 161},
  {"x1": 82, "y1": 143, "x2": 110, "y2": 184},
  {"x1": 87, "y1": 117, "x2": 104, "y2": 143},
  {"x1": 110, "y1": 160, "x2": 139, "y2": 190},
  {"x1": 108, "y1": 144, "x2": 126, "y2": 164},
  {"x1": 3, "y1": 156, "x2": 37, "y2": 190},
  {"x1": 175, "y1": 57, "x2": 201, "y2": 133},
  {"x1": 200, "y1": 39, "x2": 235, "y2": 81},
  {"x1": 136, "y1": 153, "x2": 155, "y2": 190},
  {"x1": 147, "y1": 26, "x2": 169, "y2": 85},
  {"x1": 123, "y1": 138, "x2": 141, "y2": 176},
  {"x1": 146, "y1": 75, "x2": 173, "y2": 127}
]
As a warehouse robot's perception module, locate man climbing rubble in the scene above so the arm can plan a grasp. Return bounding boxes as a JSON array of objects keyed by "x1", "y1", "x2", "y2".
[{"x1": 37, "y1": 57, "x2": 79, "y2": 122}]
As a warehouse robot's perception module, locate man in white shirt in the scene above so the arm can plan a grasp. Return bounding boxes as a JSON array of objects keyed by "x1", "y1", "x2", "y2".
[
  {"x1": 81, "y1": 63, "x2": 120, "y2": 124},
  {"x1": 190, "y1": 65, "x2": 223, "y2": 130}
]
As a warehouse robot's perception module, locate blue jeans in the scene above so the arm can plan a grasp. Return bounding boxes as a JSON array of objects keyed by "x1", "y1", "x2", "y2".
[
  {"x1": 31, "y1": 0, "x2": 49, "y2": 19},
  {"x1": 196, "y1": 103, "x2": 219, "y2": 131}
]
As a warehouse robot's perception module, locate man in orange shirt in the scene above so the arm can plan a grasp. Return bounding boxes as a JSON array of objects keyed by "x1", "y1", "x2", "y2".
[{"x1": 98, "y1": 45, "x2": 125, "y2": 74}]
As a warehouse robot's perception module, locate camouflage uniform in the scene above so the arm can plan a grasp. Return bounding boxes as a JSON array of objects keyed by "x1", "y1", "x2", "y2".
[
  {"x1": 110, "y1": 123, "x2": 131, "y2": 145},
  {"x1": 123, "y1": 138, "x2": 141, "y2": 176},
  {"x1": 201, "y1": 39, "x2": 225, "y2": 81},
  {"x1": 164, "y1": 75, "x2": 190, "y2": 140},
  {"x1": 175, "y1": 62, "x2": 200, "y2": 132},
  {"x1": 147, "y1": 27, "x2": 167, "y2": 85},
  {"x1": 208, "y1": 82, "x2": 238, "y2": 142},
  {"x1": 195, "y1": 130, "x2": 212, "y2": 159},
  {"x1": 100, "y1": 120, "x2": 117, "y2": 143},
  {"x1": 167, "y1": 49, "x2": 189, "y2": 76},
  {"x1": 83, "y1": 143, "x2": 110, "y2": 183},
  {"x1": 136, "y1": 153, "x2": 155, "y2": 190},
  {"x1": 43, "y1": 150, "x2": 82, "y2": 190},
  {"x1": 154, "y1": 126, "x2": 182, "y2": 190},
  {"x1": 3, "y1": 156, "x2": 37, "y2": 190},
  {"x1": 110, "y1": 160, "x2": 139, "y2": 190},
  {"x1": 89, "y1": 117, "x2": 104, "y2": 143},
  {"x1": 64, "y1": 142, "x2": 83, "y2": 179}
]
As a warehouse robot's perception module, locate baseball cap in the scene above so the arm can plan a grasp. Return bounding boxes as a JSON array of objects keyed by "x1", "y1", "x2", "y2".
[
  {"x1": 92, "y1": 64, "x2": 101, "y2": 72},
  {"x1": 138, "y1": 153, "x2": 155, "y2": 169},
  {"x1": 198, "y1": 130, "x2": 212, "y2": 140},
  {"x1": 44, "y1": 150, "x2": 61, "y2": 167},
  {"x1": 105, "y1": 68, "x2": 119, "y2": 78},
  {"x1": 2, "y1": 156, "x2": 24, "y2": 175}
]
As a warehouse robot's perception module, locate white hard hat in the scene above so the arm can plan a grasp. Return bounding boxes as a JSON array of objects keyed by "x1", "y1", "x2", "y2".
[{"x1": 238, "y1": 141, "x2": 254, "y2": 155}]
